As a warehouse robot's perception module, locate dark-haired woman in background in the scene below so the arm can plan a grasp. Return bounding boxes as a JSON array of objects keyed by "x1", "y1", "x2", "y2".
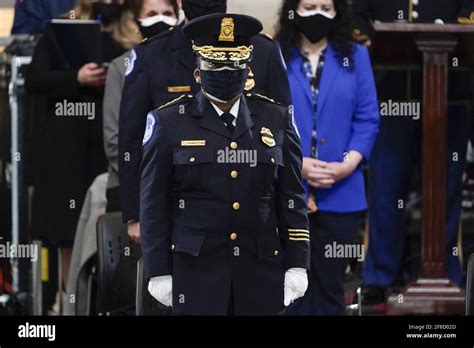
[
  {"x1": 275, "y1": 0, "x2": 379, "y2": 315},
  {"x1": 26, "y1": 0, "x2": 140, "y2": 297}
]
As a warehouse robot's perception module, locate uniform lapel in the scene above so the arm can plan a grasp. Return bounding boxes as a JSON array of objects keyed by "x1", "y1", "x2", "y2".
[
  {"x1": 232, "y1": 95, "x2": 256, "y2": 140},
  {"x1": 288, "y1": 48, "x2": 313, "y2": 106},
  {"x1": 172, "y1": 24, "x2": 197, "y2": 72},
  {"x1": 317, "y1": 43, "x2": 341, "y2": 117},
  {"x1": 193, "y1": 92, "x2": 232, "y2": 139}
]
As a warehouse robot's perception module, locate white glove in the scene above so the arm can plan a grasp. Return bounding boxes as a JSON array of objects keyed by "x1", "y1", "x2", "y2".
[
  {"x1": 148, "y1": 275, "x2": 173, "y2": 307},
  {"x1": 284, "y1": 268, "x2": 308, "y2": 306}
]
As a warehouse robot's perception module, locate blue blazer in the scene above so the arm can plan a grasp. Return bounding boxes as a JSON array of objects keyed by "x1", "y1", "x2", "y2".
[{"x1": 286, "y1": 42, "x2": 380, "y2": 212}]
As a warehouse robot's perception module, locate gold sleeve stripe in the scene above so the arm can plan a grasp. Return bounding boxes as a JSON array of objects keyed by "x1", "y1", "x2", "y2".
[
  {"x1": 289, "y1": 233, "x2": 310, "y2": 237},
  {"x1": 288, "y1": 229, "x2": 310, "y2": 233},
  {"x1": 289, "y1": 237, "x2": 310, "y2": 241}
]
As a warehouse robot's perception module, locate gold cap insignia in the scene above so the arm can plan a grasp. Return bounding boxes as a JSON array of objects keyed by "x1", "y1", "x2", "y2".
[
  {"x1": 261, "y1": 127, "x2": 275, "y2": 147},
  {"x1": 219, "y1": 17, "x2": 235, "y2": 42}
]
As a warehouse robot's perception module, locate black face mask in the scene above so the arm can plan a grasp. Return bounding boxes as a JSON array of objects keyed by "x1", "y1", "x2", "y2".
[
  {"x1": 200, "y1": 68, "x2": 248, "y2": 102},
  {"x1": 295, "y1": 12, "x2": 335, "y2": 44},
  {"x1": 91, "y1": 2, "x2": 123, "y2": 25},
  {"x1": 137, "y1": 21, "x2": 171, "y2": 39},
  {"x1": 182, "y1": 0, "x2": 227, "y2": 21}
]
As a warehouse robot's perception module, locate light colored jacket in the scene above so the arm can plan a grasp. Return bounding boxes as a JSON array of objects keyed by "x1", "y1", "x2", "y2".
[
  {"x1": 64, "y1": 173, "x2": 108, "y2": 315},
  {"x1": 103, "y1": 52, "x2": 128, "y2": 190}
]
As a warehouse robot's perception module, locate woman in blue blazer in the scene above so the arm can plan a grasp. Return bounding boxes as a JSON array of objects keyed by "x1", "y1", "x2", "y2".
[{"x1": 276, "y1": 0, "x2": 380, "y2": 315}]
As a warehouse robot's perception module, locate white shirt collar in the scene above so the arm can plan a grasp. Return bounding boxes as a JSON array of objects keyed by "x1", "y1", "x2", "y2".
[{"x1": 210, "y1": 98, "x2": 241, "y2": 127}]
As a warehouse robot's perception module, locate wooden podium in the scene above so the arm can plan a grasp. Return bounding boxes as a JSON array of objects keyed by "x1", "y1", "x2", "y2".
[{"x1": 371, "y1": 22, "x2": 474, "y2": 315}]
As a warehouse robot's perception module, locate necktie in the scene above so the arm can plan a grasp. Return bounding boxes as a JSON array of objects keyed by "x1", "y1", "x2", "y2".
[{"x1": 221, "y1": 112, "x2": 236, "y2": 133}]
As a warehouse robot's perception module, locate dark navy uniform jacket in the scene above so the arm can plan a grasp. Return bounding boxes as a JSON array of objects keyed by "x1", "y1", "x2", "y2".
[
  {"x1": 119, "y1": 24, "x2": 291, "y2": 222},
  {"x1": 139, "y1": 92, "x2": 309, "y2": 315},
  {"x1": 352, "y1": 0, "x2": 474, "y2": 101}
]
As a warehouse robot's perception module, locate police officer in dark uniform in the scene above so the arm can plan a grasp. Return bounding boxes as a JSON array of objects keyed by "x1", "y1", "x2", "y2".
[
  {"x1": 140, "y1": 13, "x2": 309, "y2": 315},
  {"x1": 119, "y1": 0, "x2": 292, "y2": 240},
  {"x1": 351, "y1": 0, "x2": 474, "y2": 303}
]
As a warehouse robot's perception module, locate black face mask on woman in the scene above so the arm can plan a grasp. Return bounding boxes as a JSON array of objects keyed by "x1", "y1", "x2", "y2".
[
  {"x1": 137, "y1": 21, "x2": 171, "y2": 38},
  {"x1": 182, "y1": 0, "x2": 227, "y2": 21},
  {"x1": 136, "y1": 15, "x2": 177, "y2": 38},
  {"x1": 295, "y1": 10, "x2": 336, "y2": 44},
  {"x1": 200, "y1": 68, "x2": 248, "y2": 103},
  {"x1": 91, "y1": 2, "x2": 123, "y2": 25}
]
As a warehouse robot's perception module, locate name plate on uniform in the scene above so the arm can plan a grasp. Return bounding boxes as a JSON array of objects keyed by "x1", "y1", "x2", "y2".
[
  {"x1": 168, "y1": 86, "x2": 191, "y2": 93},
  {"x1": 181, "y1": 140, "x2": 206, "y2": 147}
]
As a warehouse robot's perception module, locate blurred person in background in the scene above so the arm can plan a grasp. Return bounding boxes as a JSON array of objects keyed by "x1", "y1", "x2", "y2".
[
  {"x1": 25, "y1": 0, "x2": 140, "y2": 299},
  {"x1": 275, "y1": 0, "x2": 380, "y2": 315},
  {"x1": 352, "y1": 0, "x2": 474, "y2": 305},
  {"x1": 12, "y1": 0, "x2": 76, "y2": 34},
  {"x1": 103, "y1": 0, "x2": 180, "y2": 213}
]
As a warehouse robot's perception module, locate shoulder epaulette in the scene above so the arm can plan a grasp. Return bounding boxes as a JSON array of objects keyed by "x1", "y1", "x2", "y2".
[
  {"x1": 158, "y1": 94, "x2": 194, "y2": 110},
  {"x1": 140, "y1": 26, "x2": 175, "y2": 45},
  {"x1": 246, "y1": 93, "x2": 280, "y2": 105},
  {"x1": 259, "y1": 32, "x2": 274, "y2": 41}
]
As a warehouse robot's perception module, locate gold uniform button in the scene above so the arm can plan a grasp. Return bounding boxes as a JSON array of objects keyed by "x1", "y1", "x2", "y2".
[
  {"x1": 270, "y1": 157, "x2": 276, "y2": 164},
  {"x1": 233, "y1": 202, "x2": 240, "y2": 210},
  {"x1": 274, "y1": 250, "x2": 279, "y2": 256},
  {"x1": 231, "y1": 170, "x2": 238, "y2": 179},
  {"x1": 230, "y1": 233, "x2": 237, "y2": 241},
  {"x1": 171, "y1": 244, "x2": 175, "y2": 250},
  {"x1": 189, "y1": 157, "x2": 196, "y2": 163},
  {"x1": 321, "y1": 138, "x2": 327, "y2": 145},
  {"x1": 230, "y1": 142, "x2": 238, "y2": 150}
]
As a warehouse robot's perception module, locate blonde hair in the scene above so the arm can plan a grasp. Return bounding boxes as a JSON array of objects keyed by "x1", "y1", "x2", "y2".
[
  {"x1": 110, "y1": 10, "x2": 142, "y2": 49},
  {"x1": 65, "y1": 0, "x2": 141, "y2": 49}
]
